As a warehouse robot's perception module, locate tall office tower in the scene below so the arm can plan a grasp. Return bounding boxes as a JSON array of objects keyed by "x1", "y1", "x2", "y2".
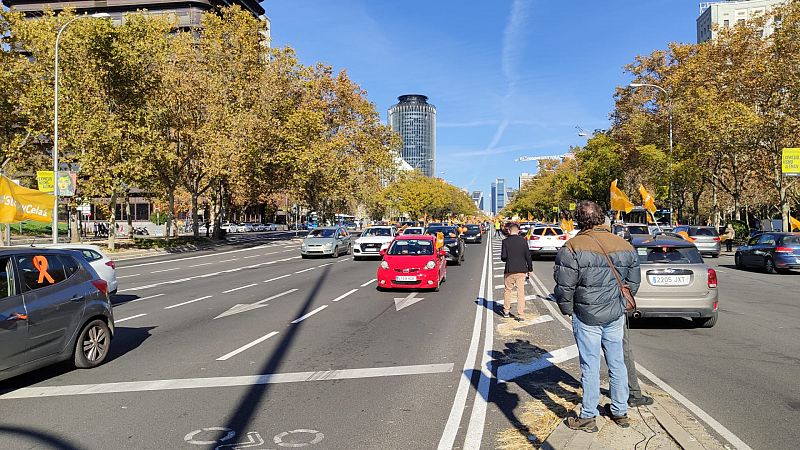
[
  {"x1": 388, "y1": 95, "x2": 437, "y2": 177},
  {"x1": 490, "y1": 178, "x2": 507, "y2": 215},
  {"x1": 471, "y1": 191, "x2": 484, "y2": 211}
]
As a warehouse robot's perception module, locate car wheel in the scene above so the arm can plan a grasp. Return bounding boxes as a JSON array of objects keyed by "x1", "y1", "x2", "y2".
[
  {"x1": 376, "y1": 285, "x2": 385, "y2": 292},
  {"x1": 735, "y1": 253, "x2": 743, "y2": 269},
  {"x1": 301, "y1": 254, "x2": 308, "y2": 259},
  {"x1": 74, "y1": 319, "x2": 111, "y2": 369},
  {"x1": 692, "y1": 312, "x2": 718, "y2": 328},
  {"x1": 347, "y1": 244, "x2": 352, "y2": 255},
  {"x1": 710, "y1": 253, "x2": 719, "y2": 258},
  {"x1": 765, "y1": 257, "x2": 777, "y2": 274},
  {"x1": 353, "y1": 256, "x2": 362, "y2": 261},
  {"x1": 433, "y1": 282, "x2": 440, "y2": 292},
  {"x1": 332, "y1": 247, "x2": 339, "y2": 258},
  {"x1": 441, "y1": 272, "x2": 447, "y2": 283}
]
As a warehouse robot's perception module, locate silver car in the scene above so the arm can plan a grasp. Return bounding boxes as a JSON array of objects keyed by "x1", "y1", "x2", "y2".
[
  {"x1": 301, "y1": 226, "x2": 352, "y2": 258},
  {"x1": 673, "y1": 225, "x2": 721, "y2": 258},
  {"x1": 631, "y1": 235, "x2": 718, "y2": 328}
]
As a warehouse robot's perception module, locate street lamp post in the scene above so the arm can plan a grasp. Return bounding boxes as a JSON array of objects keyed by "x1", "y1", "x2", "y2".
[
  {"x1": 52, "y1": 13, "x2": 110, "y2": 243},
  {"x1": 629, "y1": 83, "x2": 673, "y2": 225}
]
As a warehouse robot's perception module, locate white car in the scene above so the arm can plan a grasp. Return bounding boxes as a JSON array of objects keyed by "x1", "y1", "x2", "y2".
[
  {"x1": 401, "y1": 227, "x2": 425, "y2": 235},
  {"x1": 353, "y1": 226, "x2": 396, "y2": 260},
  {"x1": 526, "y1": 226, "x2": 568, "y2": 259},
  {"x1": 221, "y1": 223, "x2": 237, "y2": 233},
  {"x1": 239, "y1": 223, "x2": 255, "y2": 232},
  {"x1": 33, "y1": 243, "x2": 118, "y2": 294},
  {"x1": 266, "y1": 223, "x2": 278, "y2": 231}
]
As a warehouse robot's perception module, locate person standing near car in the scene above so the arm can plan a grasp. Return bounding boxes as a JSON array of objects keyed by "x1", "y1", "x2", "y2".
[
  {"x1": 500, "y1": 222, "x2": 532, "y2": 320},
  {"x1": 724, "y1": 223, "x2": 736, "y2": 252},
  {"x1": 554, "y1": 201, "x2": 641, "y2": 432},
  {"x1": 494, "y1": 220, "x2": 502, "y2": 238}
]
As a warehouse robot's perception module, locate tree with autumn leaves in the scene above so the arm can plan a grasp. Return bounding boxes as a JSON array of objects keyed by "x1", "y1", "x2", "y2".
[{"x1": 0, "y1": 6, "x2": 401, "y2": 247}]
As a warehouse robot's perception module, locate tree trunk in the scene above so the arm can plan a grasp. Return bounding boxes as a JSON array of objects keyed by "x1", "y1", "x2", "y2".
[
  {"x1": 126, "y1": 190, "x2": 134, "y2": 239},
  {"x1": 107, "y1": 192, "x2": 117, "y2": 251},
  {"x1": 191, "y1": 191, "x2": 199, "y2": 238},
  {"x1": 69, "y1": 204, "x2": 80, "y2": 243},
  {"x1": 166, "y1": 189, "x2": 176, "y2": 238}
]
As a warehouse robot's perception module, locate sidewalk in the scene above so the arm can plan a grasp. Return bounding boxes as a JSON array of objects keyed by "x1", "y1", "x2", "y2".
[{"x1": 486, "y1": 283, "x2": 726, "y2": 450}]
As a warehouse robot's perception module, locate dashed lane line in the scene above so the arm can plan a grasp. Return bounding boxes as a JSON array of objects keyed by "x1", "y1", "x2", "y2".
[
  {"x1": 264, "y1": 274, "x2": 292, "y2": 283},
  {"x1": 127, "y1": 293, "x2": 164, "y2": 304},
  {"x1": 222, "y1": 283, "x2": 258, "y2": 294},
  {"x1": 217, "y1": 331, "x2": 279, "y2": 361},
  {"x1": 218, "y1": 258, "x2": 239, "y2": 263},
  {"x1": 117, "y1": 274, "x2": 141, "y2": 279},
  {"x1": 295, "y1": 267, "x2": 315, "y2": 274},
  {"x1": 290, "y1": 305, "x2": 328, "y2": 324},
  {"x1": 360, "y1": 278, "x2": 377, "y2": 287},
  {"x1": 151, "y1": 267, "x2": 180, "y2": 274},
  {"x1": 115, "y1": 313, "x2": 147, "y2": 323},
  {"x1": 331, "y1": 289, "x2": 358, "y2": 302},
  {"x1": 164, "y1": 295, "x2": 213, "y2": 310},
  {"x1": 117, "y1": 244, "x2": 272, "y2": 269},
  {"x1": 189, "y1": 262, "x2": 214, "y2": 268}
]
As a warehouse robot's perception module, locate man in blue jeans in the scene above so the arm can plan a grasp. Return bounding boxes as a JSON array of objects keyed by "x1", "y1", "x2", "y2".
[{"x1": 554, "y1": 201, "x2": 641, "y2": 432}]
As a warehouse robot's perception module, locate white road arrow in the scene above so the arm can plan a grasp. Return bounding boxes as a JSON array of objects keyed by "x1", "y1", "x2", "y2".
[
  {"x1": 394, "y1": 292, "x2": 425, "y2": 311},
  {"x1": 214, "y1": 289, "x2": 298, "y2": 319}
]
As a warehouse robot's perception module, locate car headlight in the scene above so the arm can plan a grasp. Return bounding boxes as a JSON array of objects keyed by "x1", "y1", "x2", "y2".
[
  {"x1": 380, "y1": 261, "x2": 389, "y2": 270},
  {"x1": 424, "y1": 260, "x2": 436, "y2": 270},
  {"x1": 323, "y1": 242, "x2": 333, "y2": 248}
]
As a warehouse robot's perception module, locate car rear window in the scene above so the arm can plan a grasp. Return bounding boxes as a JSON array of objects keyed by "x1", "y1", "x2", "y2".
[
  {"x1": 403, "y1": 228, "x2": 423, "y2": 235},
  {"x1": 636, "y1": 246, "x2": 704, "y2": 264},
  {"x1": 780, "y1": 235, "x2": 800, "y2": 246},
  {"x1": 16, "y1": 254, "x2": 69, "y2": 291},
  {"x1": 689, "y1": 228, "x2": 718, "y2": 237},
  {"x1": 388, "y1": 239, "x2": 434, "y2": 255},
  {"x1": 628, "y1": 226, "x2": 650, "y2": 235},
  {"x1": 532, "y1": 228, "x2": 562, "y2": 236},
  {"x1": 81, "y1": 250, "x2": 103, "y2": 262}
]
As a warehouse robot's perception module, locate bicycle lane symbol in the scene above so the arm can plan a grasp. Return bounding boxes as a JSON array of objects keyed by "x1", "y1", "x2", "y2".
[{"x1": 184, "y1": 427, "x2": 324, "y2": 449}]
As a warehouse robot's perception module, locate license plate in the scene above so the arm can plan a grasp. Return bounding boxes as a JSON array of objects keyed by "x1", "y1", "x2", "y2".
[
  {"x1": 396, "y1": 275, "x2": 417, "y2": 282},
  {"x1": 543, "y1": 247, "x2": 556, "y2": 251},
  {"x1": 648, "y1": 275, "x2": 690, "y2": 286}
]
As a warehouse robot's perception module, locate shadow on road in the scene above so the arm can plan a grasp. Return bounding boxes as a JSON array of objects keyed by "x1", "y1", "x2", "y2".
[
  {"x1": 213, "y1": 265, "x2": 332, "y2": 442},
  {"x1": 0, "y1": 425, "x2": 86, "y2": 450}
]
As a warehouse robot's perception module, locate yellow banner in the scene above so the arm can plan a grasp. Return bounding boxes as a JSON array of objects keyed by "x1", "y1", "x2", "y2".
[
  {"x1": 791, "y1": 215, "x2": 800, "y2": 232},
  {"x1": 782, "y1": 148, "x2": 800, "y2": 175},
  {"x1": 0, "y1": 176, "x2": 55, "y2": 223},
  {"x1": 638, "y1": 184, "x2": 657, "y2": 214},
  {"x1": 611, "y1": 180, "x2": 634, "y2": 213}
]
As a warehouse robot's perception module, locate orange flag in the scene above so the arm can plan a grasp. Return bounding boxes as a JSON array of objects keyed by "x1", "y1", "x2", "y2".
[
  {"x1": 610, "y1": 180, "x2": 634, "y2": 214},
  {"x1": 638, "y1": 184, "x2": 657, "y2": 214}
]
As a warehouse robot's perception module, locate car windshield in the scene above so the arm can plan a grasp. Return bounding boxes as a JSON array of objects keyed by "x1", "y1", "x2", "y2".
[
  {"x1": 637, "y1": 246, "x2": 703, "y2": 264},
  {"x1": 388, "y1": 239, "x2": 434, "y2": 255},
  {"x1": 403, "y1": 228, "x2": 423, "y2": 235},
  {"x1": 362, "y1": 227, "x2": 392, "y2": 237},
  {"x1": 427, "y1": 227, "x2": 458, "y2": 238},
  {"x1": 308, "y1": 228, "x2": 335, "y2": 238},
  {"x1": 628, "y1": 226, "x2": 650, "y2": 235},
  {"x1": 466, "y1": 225, "x2": 480, "y2": 231},
  {"x1": 689, "y1": 228, "x2": 718, "y2": 237}
]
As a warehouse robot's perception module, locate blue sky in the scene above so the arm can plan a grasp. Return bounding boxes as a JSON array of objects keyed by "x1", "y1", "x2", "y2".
[{"x1": 265, "y1": 0, "x2": 699, "y2": 199}]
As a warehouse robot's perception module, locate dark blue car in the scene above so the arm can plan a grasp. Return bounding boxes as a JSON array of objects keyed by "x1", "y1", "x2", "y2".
[{"x1": 735, "y1": 232, "x2": 800, "y2": 274}]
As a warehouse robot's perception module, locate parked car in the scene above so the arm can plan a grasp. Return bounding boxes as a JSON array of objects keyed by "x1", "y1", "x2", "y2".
[
  {"x1": 354, "y1": 226, "x2": 397, "y2": 260},
  {"x1": 0, "y1": 248, "x2": 115, "y2": 382},
  {"x1": 376, "y1": 235, "x2": 446, "y2": 291},
  {"x1": 424, "y1": 225, "x2": 465, "y2": 265},
  {"x1": 735, "y1": 232, "x2": 800, "y2": 274},
  {"x1": 462, "y1": 224, "x2": 483, "y2": 244},
  {"x1": 221, "y1": 223, "x2": 237, "y2": 233},
  {"x1": 402, "y1": 227, "x2": 425, "y2": 235},
  {"x1": 673, "y1": 225, "x2": 721, "y2": 258},
  {"x1": 267, "y1": 223, "x2": 279, "y2": 231},
  {"x1": 35, "y1": 244, "x2": 118, "y2": 294},
  {"x1": 198, "y1": 223, "x2": 213, "y2": 234},
  {"x1": 300, "y1": 226, "x2": 352, "y2": 258},
  {"x1": 238, "y1": 223, "x2": 254, "y2": 233},
  {"x1": 631, "y1": 235, "x2": 718, "y2": 328},
  {"x1": 526, "y1": 226, "x2": 568, "y2": 259}
]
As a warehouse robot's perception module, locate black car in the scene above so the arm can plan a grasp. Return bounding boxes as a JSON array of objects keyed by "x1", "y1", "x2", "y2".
[
  {"x1": 462, "y1": 224, "x2": 483, "y2": 244},
  {"x1": 0, "y1": 248, "x2": 114, "y2": 382},
  {"x1": 735, "y1": 232, "x2": 800, "y2": 274},
  {"x1": 425, "y1": 226, "x2": 466, "y2": 265}
]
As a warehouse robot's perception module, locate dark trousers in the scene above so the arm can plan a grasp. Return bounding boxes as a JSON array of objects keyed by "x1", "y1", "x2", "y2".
[
  {"x1": 623, "y1": 315, "x2": 642, "y2": 398},
  {"x1": 726, "y1": 240, "x2": 733, "y2": 252}
]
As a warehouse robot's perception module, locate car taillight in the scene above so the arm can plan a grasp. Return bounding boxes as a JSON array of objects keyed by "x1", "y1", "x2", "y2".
[
  {"x1": 775, "y1": 246, "x2": 793, "y2": 253},
  {"x1": 558, "y1": 235, "x2": 568, "y2": 240},
  {"x1": 707, "y1": 268, "x2": 717, "y2": 289},
  {"x1": 712, "y1": 237, "x2": 720, "y2": 242},
  {"x1": 91, "y1": 279, "x2": 109, "y2": 296},
  {"x1": 530, "y1": 235, "x2": 540, "y2": 240},
  {"x1": 105, "y1": 260, "x2": 116, "y2": 269}
]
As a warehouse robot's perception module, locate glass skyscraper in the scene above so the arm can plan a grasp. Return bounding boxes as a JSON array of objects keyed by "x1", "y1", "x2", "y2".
[
  {"x1": 491, "y1": 178, "x2": 506, "y2": 215},
  {"x1": 388, "y1": 95, "x2": 437, "y2": 177}
]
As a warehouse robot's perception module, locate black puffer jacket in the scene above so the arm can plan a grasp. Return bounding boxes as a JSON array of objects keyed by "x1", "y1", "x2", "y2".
[{"x1": 553, "y1": 226, "x2": 641, "y2": 326}]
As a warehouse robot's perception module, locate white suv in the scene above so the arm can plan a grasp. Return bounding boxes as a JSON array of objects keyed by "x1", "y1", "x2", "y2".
[{"x1": 353, "y1": 226, "x2": 396, "y2": 260}]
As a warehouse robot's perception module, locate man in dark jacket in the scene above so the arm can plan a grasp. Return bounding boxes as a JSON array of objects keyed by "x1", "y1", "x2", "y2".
[
  {"x1": 554, "y1": 201, "x2": 641, "y2": 432},
  {"x1": 500, "y1": 222, "x2": 532, "y2": 320}
]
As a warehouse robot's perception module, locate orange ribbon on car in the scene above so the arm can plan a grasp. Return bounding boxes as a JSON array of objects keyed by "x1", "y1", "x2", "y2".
[{"x1": 32, "y1": 255, "x2": 55, "y2": 284}]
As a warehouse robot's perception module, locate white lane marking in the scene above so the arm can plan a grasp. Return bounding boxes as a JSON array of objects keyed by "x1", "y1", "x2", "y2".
[
  {"x1": 332, "y1": 289, "x2": 358, "y2": 302},
  {"x1": 317, "y1": 263, "x2": 333, "y2": 267},
  {"x1": 164, "y1": 295, "x2": 213, "y2": 310},
  {"x1": 497, "y1": 345, "x2": 578, "y2": 382},
  {"x1": 243, "y1": 254, "x2": 261, "y2": 259},
  {"x1": 463, "y1": 233, "x2": 495, "y2": 450},
  {"x1": 120, "y1": 259, "x2": 294, "y2": 292},
  {"x1": 151, "y1": 267, "x2": 180, "y2": 274},
  {"x1": 360, "y1": 278, "x2": 377, "y2": 287},
  {"x1": 127, "y1": 293, "x2": 165, "y2": 304},
  {"x1": 494, "y1": 274, "x2": 503, "y2": 278},
  {"x1": 222, "y1": 283, "x2": 258, "y2": 294},
  {"x1": 116, "y1": 313, "x2": 147, "y2": 323},
  {"x1": 0, "y1": 363, "x2": 454, "y2": 399},
  {"x1": 117, "y1": 274, "x2": 141, "y2": 279},
  {"x1": 283, "y1": 249, "x2": 295, "y2": 252},
  {"x1": 215, "y1": 289, "x2": 298, "y2": 319},
  {"x1": 295, "y1": 267, "x2": 315, "y2": 274},
  {"x1": 494, "y1": 284, "x2": 505, "y2": 290},
  {"x1": 290, "y1": 305, "x2": 328, "y2": 324},
  {"x1": 218, "y1": 258, "x2": 239, "y2": 263},
  {"x1": 264, "y1": 274, "x2": 292, "y2": 283},
  {"x1": 189, "y1": 262, "x2": 214, "y2": 268},
  {"x1": 527, "y1": 273, "x2": 753, "y2": 450},
  {"x1": 493, "y1": 266, "x2": 504, "y2": 271},
  {"x1": 217, "y1": 331, "x2": 279, "y2": 361},
  {"x1": 394, "y1": 292, "x2": 425, "y2": 311},
  {"x1": 438, "y1": 229, "x2": 490, "y2": 450},
  {"x1": 118, "y1": 244, "x2": 271, "y2": 268}
]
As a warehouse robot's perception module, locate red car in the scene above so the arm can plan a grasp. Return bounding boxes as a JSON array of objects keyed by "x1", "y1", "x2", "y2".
[{"x1": 377, "y1": 235, "x2": 447, "y2": 291}]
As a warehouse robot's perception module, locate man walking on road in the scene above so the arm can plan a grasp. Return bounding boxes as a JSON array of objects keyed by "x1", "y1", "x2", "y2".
[
  {"x1": 553, "y1": 201, "x2": 641, "y2": 432},
  {"x1": 500, "y1": 222, "x2": 532, "y2": 320},
  {"x1": 494, "y1": 220, "x2": 502, "y2": 238}
]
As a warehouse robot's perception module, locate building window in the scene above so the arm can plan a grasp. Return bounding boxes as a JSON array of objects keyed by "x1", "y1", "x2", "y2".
[
  {"x1": 737, "y1": 18, "x2": 745, "y2": 25},
  {"x1": 723, "y1": 19, "x2": 729, "y2": 27}
]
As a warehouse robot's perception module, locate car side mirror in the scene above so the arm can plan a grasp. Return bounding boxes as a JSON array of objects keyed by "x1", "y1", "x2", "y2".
[
  {"x1": 438, "y1": 249, "x2": 447, "y2": 257},
  {"x1": 379, "y1": 249, "x2": 386, "y2": 257}
]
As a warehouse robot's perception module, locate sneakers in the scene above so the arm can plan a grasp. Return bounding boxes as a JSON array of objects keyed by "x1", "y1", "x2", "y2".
[
  {"x1": 565, "y1": 416, "x2": 598, "y2": 433},
  {"x1": 502, "y1": 310, "x2": 510, "y2": 318},
  {"x1": 628, "y1": 395, "x2": 655, "y2": 407},
  {"x1": 603, "y1": 404, "x2": 631, "y2": 428}
]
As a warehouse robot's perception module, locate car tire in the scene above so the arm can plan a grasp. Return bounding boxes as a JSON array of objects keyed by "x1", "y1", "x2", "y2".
[
  {"x1": 433, "y1": 282, "x2": 440, "y2": 292},
  {"x1": 441, "y1": 272, "x2": 447, "y2": 283},
  {"x1": 710, "y1": 253, "x2": 720, "y2": 258},
  {"x1": 693, "y1": 312, "x2": 717, "y2": 328},
  {"x1": 332, "y1": 247, "x2": 339, "y2": 258},
  {"x1": 74, "y1": 319, "x2": 111, "y2": 369},
  {"x1": 735, "y1": 253, "x2": 743, "y2": 269},
  {"x1": 376, "y1": 285, "x2": 385, "y2": 292},
  {"x1": 353, "y1": 256, "x2": 362, "y2": 261},
  {"x1": 765, "y1": 257, "x2": 777, "y2": 274},
  {"x1": 301, "y1": 254, "x2": 308, "y2": 259},
  {"x1": 347, "y1": 244, "x2": 352, "y2": 255}
]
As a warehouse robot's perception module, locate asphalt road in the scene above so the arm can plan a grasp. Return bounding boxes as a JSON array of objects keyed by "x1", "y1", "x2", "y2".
[
  {"x1": 531, "y1": 251, "x2": 800, "y2": 450},
  {"x1": 0, "y1": 232, "x2": 492, "y2": 449}
]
